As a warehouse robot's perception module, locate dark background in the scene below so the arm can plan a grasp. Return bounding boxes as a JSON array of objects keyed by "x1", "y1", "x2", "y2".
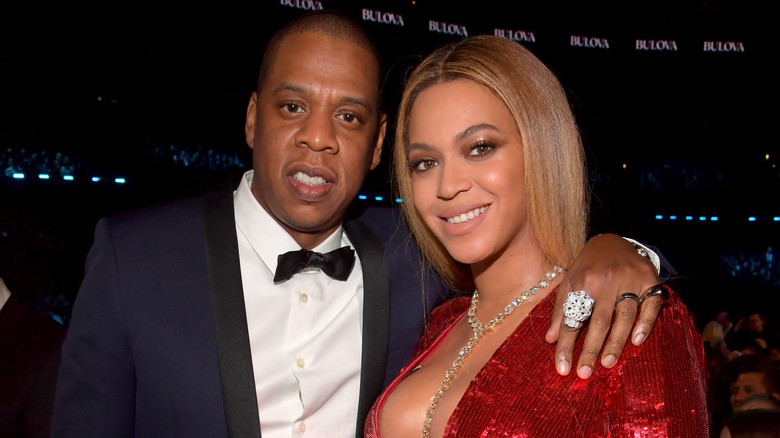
[{"x1": 1, "y1": 0, "x2": 778, "y2": 327}]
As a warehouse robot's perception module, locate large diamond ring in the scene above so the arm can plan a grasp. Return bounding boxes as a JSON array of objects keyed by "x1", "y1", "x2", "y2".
[{"x1": 563, "y1": 290, "x2": 594, "y2": 329}]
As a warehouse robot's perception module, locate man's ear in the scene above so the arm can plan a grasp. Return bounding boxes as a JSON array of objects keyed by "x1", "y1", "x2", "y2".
[
  {"x1": 245, "y1": 92, "x2": 258, "y2": 149},
  {"x1": 369, "y1": 112, "x2": 387, "y2": 171}
]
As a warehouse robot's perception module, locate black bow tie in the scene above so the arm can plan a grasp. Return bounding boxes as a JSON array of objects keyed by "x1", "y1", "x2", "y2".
[{"x1": 273, "y1": 246, "x2": 355, "y2": 283}]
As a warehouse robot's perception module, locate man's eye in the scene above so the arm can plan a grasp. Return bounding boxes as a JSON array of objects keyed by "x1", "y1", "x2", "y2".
[
  {"x1": 338, "y1": 113, "x2": 359, "y2": 123},
  {"x1": 284, "y1": 103, "x2": 302, "y2": 113}
]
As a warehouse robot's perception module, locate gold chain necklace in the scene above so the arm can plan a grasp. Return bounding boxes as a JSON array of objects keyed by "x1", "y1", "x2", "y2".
[{"x1": 421, "y1": 265, "x2": 564, "y2": 438}]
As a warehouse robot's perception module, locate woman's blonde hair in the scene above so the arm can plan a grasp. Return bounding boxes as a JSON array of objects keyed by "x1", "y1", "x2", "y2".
[{"x1": 394, "y1": 35, "x2": 588, "y2": 292}]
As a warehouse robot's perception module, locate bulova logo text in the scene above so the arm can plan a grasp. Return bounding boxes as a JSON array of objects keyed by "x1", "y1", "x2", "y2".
[
  {"x1": 494, "y1": 28, "x2": 536, "y2": 43},
  {"x1": 635, "y1": 39, "x2": 678, "y2": 51},
  {"x1": 362, "y1": 9, "x2": 405, "y2": 26},
  {"x1": 280, "y1": 0, "x2": 323, "y2": 11},
  {"x1": 429, "y1": 20, "x2": 468, "y2": 36},
  {"x1": 570, "y1": 35, "x2": 609, "y2": 49},
  {"x1": 703, "y1": 41, "x2": 745, "y2": 52}
]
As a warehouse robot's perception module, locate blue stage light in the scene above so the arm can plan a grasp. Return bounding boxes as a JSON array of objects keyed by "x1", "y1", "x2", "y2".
[
  {"x1": 699, "y1": 216, "x2": 706, "y2": 221},
  {"x1": 63, "y1": 175, "x2": 74, "y2": 181},
  {"x1": 12, "y1": 173, "x2": 24, "y2": 179},
  {"x1": 395, "y1": 198, "x2": 403, "y2": 203},
  {"x1": 655, "y1": 215, "x2": 663, "y2": 220},
  {"x1": 92, "y1": 177, "x2": 101, "y2": 182},
  {"x1": 774, "y1": 217, "x2": 780, "y2": 222},
  {"x1": 710, "y1": 216, "x2": 719, "y2": 221},
  {"x1": 38, "y1": 174, "x2": 50, "y2": 180},
  {"x1": 358, "y1": 195, "x2": 367, "y2": 200},
  {"x1": 685, "y1": 216, "x2": 693, "y2": 221},
  {"x1": 115, "y1": 178, "x2": 126, "y2": 184},
  {"x1": 669, "y1": 215, "x2": 677, "y2": 220},
  {"x1": 374, "y1": 196, "x2": 383, "y2": 201},
  {"x1": 748, "y1": 217, "x2": 757, "y2": 222}
]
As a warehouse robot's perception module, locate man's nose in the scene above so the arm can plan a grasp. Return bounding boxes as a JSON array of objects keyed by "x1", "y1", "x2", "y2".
[{"x1": 295, "y1": 111, "x2": 338, "y2": 153}]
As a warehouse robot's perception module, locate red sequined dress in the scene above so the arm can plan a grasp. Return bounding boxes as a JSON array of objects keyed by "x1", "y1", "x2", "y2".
[{"x1": 364, "y1": 286, "x2": 708, "y2": 437}]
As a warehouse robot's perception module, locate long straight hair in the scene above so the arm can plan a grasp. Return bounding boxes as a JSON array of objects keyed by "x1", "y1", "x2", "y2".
[{"x1": 394, "y1": 36, "x2": 588, "y2": 292}]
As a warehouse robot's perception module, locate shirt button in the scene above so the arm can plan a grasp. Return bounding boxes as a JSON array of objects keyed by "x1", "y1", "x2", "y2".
[
  {"x1": 298, "y1": 422, "x2": 307, "y2": 433},
  {"x1": 297, "y1": 358, "x2": 306, "y2": 368},
  {"x1": 300, "y1": 293, "x2": 309, "y2": 304}
]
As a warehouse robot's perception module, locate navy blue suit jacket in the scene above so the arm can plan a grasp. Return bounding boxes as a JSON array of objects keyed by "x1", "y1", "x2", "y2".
[{"x1": 52, "y1": 192, "x2": 447, "y2": 437}]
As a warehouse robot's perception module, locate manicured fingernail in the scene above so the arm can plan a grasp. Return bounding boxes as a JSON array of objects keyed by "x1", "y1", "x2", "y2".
[
  {"x1": 633, "y1": 332, "x2": 646, "y2": 345},
  {"x1": 558, "y1": 359, "x2": 570, "y2": 375},
  {"x1": 577, "y1": 365, "x2": 593, "y2": 379},
  {"x1": 602, "y1": 354, "x2": 617, "y2": 368}
]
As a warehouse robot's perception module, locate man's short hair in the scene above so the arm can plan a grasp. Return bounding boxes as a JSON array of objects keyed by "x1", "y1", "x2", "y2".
[
  {"x1": 256, "y1": 10, "x2": 383, "y2": 98},
  {"x1": 730, "y1": 354, "x2": 780, "y2": 394}
]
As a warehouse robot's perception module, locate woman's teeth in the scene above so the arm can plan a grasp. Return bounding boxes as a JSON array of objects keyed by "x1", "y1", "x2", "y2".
[{"x1": 446, "y1": 206, "x2": 488, "y2": 224}]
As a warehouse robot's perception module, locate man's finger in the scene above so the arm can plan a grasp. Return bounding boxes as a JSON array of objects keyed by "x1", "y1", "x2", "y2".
[
  {"x1": 554, "y1": 321, "x2": 579, "y2": 376},
  {"x1": 599, "y1": 294, "x2": 641, "y2": 368},
  {"x1": 573, "y1": 303, "x2": 612, "y2": 378},
  {"x1": 632, "y1": 294, "x2": 664, "y2": 345},
  {"x1": 549, "y1": 277, "x2": 576, "y2": 375}
]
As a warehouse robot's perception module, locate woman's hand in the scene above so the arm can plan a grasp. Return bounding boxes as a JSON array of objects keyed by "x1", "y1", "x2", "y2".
[{"x1": 545, "y1": 234, "x2": 663, "y2": 378}]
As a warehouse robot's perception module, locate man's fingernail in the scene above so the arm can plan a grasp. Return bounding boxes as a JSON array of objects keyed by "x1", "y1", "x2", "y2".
[
  {"x1": 558, "y1": 359, "x2": 570, "y2": 375},
  {"x1": 633, "y1": 332, "x2": 646, "y2": 345},
  {"x1": 577, "y1": 365, "x2": 593, "y2": 379},
  {"x1": 602, "y1": 354, "x2": 617, "y2": 368}
]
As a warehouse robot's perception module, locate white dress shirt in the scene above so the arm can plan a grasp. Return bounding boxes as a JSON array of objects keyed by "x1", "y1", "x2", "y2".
[{"x1": 234, "y1": 171, "x2": 364, "y2": 438}]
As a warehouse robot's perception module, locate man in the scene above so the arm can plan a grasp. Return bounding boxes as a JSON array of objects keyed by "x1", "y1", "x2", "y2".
[
  {"x1": 729, "y1": 360, "x2": 780, "y2": 412},
  {"x1": 52, "y1": 11, "x2": 662, "y2": 438},
  {"x1": 727, "y1": 312, "x2": 773, "y2": 354}
]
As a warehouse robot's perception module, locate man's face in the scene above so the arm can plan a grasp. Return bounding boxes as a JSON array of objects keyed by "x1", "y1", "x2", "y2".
[
  {"x1": 747, "y1": 314, "x2": 764, "y2": 332},
  {"x1": 245, "y1": 32, "x2": 386, "y2": 249},
  {"x1": 730, "y1": 372, "x2": 768, "y2": 411}
]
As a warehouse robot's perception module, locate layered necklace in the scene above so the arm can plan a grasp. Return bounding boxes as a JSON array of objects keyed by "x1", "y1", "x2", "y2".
[{"x1": 421, "y1": 265, "x2": 564, "y2": 438}]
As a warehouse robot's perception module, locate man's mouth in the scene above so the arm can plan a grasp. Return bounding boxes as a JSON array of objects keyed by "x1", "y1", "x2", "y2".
[
  {"x1": 292, "y1": 171, "x2": 327, "y2": 187},
  {"x1": 446, "y1": 206, "x2": 488, "y2": 224}
]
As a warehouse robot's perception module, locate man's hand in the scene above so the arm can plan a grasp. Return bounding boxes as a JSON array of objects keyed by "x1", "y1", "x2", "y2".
[{"x1": 545, "y1": 234, "x2": 662, "y2": 378}]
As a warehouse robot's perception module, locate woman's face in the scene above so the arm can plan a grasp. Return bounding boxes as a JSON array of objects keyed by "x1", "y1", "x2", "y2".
[{"x1": 406, "y1": 79, "x2": 532, "y2": 265}]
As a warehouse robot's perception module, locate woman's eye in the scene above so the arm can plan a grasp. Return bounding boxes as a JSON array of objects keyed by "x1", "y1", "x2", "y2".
[
  {"x1": 410, "y1": 159, "x2": 437, "y2": 172},
  {"x1": 469, "y1": 142, "x2": 495, "y2": 157}
]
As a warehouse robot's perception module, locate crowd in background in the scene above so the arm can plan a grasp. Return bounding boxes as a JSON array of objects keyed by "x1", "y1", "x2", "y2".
[
  {"x1": 150, "y1": 143, "x2": 247, "y2": 172},
  {"x1": 1, "y1": 145, "x2": 247, "y2": 181},
  {"x1": 1, "y1": 148, "x2": 78, "y2": 179},
  {"x1": 702, "y1": 310, "x2": 780, "y2": 436},
  {"x1": 721, "y1": 247, "x2": 778, "y2": 287}
]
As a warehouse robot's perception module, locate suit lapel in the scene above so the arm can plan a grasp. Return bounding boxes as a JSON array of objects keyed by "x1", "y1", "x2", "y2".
[
  {"x1": 204, "y1": 191, "x2": 262, "y2": 438},
  {"x1": 344, "y1": 218, "x2": 391, "y2": 438}
]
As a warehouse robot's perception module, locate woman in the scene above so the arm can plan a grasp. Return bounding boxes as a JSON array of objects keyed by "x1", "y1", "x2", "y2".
[{"x1": 365, "y1": 36, "x2": 708, "y2": 437}]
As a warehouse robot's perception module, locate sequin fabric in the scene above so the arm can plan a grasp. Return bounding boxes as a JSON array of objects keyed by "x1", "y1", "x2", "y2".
[{"x1": 365, "y1": 286, "x2": 708, "y2": 437}]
